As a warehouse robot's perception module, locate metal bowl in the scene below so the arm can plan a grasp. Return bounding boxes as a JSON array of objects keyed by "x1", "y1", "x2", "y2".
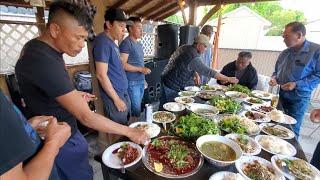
[
  {"x1": 187, "y1": 103, "x2": 219, "y2": 120},
  {"x1": 196, "y1": 135, "x2": 242, "y2": 167},
  {"x1": 163, "y1": 102, "x2": 185, "y2": 112}
]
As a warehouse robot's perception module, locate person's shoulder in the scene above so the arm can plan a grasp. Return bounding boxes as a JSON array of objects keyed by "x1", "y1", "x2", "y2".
[
  {"x1": 307, "y1": 40, "x2": 320, "y2": 52},
  {"x1": 119, "y1": 37, "x2": 131, "y2": 48}
]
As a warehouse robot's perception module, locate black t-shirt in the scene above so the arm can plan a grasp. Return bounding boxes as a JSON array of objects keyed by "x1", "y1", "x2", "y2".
[
  {"x1": 15, "y1": 39, "x2": 77, "y2": 135},
  {"x1": 0, "y1": 91, "x2": 37, "y2": 175}
]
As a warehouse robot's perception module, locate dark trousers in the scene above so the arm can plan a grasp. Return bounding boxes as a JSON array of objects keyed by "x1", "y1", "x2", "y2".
[
  {"x1": 55, "y1": 130, "x2": 93, "y2": 180},
  {"x1": 311, "y1": 141, "x2": 320, "y2": 170}
]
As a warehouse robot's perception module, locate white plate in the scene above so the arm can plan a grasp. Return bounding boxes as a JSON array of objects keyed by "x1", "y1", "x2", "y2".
[
  {"x1": 174, "y1": 96, "x2": 195, "y2": 104},
  {"x1": 129, "y1": 122, "x2": 161, "y2": 138},
  {"x1": 102, "y1": 141, "x2": 142, "y2": 169},
  {"x1": 252, "y1": 90, "x2": 273, "y2": 100},
  {"x1": 244, "y1": 97, "x2": 265, "y2": 105},
  {"x1": 209, "y1": 171, "x2": 244, "y2": 180},
  {"x1": 255, "y1": 135, "x2": 297, "y2": 156},
  {"x1": 225, "y1": 133, "x2": 261, "y2": 156},
  {"x1": 184, "y1": 86, "x2": 201, "y2": 92},
  {"x1": 152, "y1": 111, "x2": 176, "y2": 124},
  {"x1": 268, "y1": 112, "x2": 297, "y2": 125},
  {"x1": 241, "y1": 110, "x2": 271, "y2": 123},
  {"x1": 225, "y1": 91, "x2": 249, "y2": 101},
  {"x1": 178, "y1": 91, "x2": 197, "y2": 97},
  {"x1": 235, "y1": 156, "x2": 285, "y2": 180},
  {"x1": 271, "y1": 154, "x2": 320, "y2": 180},
  {"x1": 163, "y1": 102, "x2": 185, "y2": 112},
  {"x1": 260, "y1": 123, "x2": 295, "y2": 139}
]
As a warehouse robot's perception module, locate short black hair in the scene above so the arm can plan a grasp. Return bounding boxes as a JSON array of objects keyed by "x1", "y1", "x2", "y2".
[
  {"x1": 238, "y1": 51, "x2": 252, "y2": 59},
  {"x1": 48, "y1": 1, "x2": 93, "y2": 31},
  {"x1": 285, "y1": 21, "x2": 306, "y2": 36},
  {"x1": 126, "y1": 17, "x2": 141, "y2": 32}
]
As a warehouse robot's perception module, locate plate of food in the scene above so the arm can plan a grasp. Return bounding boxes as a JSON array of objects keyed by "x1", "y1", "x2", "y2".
[
  {"x1": 244, "y1": 97, "x2": 264, "y2": 105},
  {"x1": 271, "y1": 155, "x2": 320, "y2": 180},
  {"x1": 255, "y1": 135, "x2": 297, "y2": 156},
  {"x1": 152, "y1": 111, "x2": 176, "y2": 124},
  {"x1": 178, "y1": 91, "x2": 197, "y2": 97},
  {"x1": 129, "y1": 122, "x2": 161, "y2": 138},
  {"x1": 172, "y1": 113, "x2": 220, "y2": 140},
  {"x1": 227, "y1": 84, "x2": 252, "y2": 95},
  {"x1": 252, "y1": 90, "x2": 273, "y2": 100},
  {"x1": 163, "y1": 102, "x2": 185, "y2": 112},
  {"x1": 225, "y1": 91, "x2": 249, "y2": 101},
  {"x1": 102, "y1": 141, "x2": 142, "y2": 169},
  {"x1": 252, "y1": 105, "x2": 275, "y2": 114},
  {"x1": 196, "y1": 135, "x2": 242, "y2": 167},
  {"x1": 184, "y1": 86, "x2": 201, "y2": 92},
  {"x1": 260, "y1": 123, "x2": 295, "y2": 139},
  {"x1": 225, "y1": 133, "x2": 261, "y2": 156},
  {"x1": 242, "y1": 110, "x2": 271, "y2": 123},
  {"x1": 196, "y1": 90, "x2": 224, "y2": 100},
  {"x1": 201, "y1": 84, "x2": 228, "y2": 91},
  {"x1": 208, "y1": 95, "x2": 242, "y2": 114},
  {"x1": 186, "y1": 103, "x2": 219, "y2": 119},
  {"x1": 209, "y1": 171, "x2": 244, "y2": 180},
  {"x1": 142, "y1": 136, "x2": 203, "y2": 178},
  {"x1": 268, "y1": 110, "x2": 297, "y2": 124},
  {"x1": 235, "y1": 156, "x2": 285, "y2": 180},
  {"x1": 218, "y1": 115, "x2": 260, "y2": 135},
  {"x1": 174, "y1": 96, "x2": 195, "y2": 104}
]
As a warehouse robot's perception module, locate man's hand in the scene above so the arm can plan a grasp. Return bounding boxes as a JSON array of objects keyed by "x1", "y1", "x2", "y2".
[
  {"x1": 269, "y1": 77, "x2": 278, "y2": 86},
  {"x1": 281, "y1": 82, "x2": 296, "y2": 91},
  {"x1": 194, "y1": 72, "x2": 201, "y2": 86},
  {"x1": 78, "y1": 91, "x2": 96, "y2": 102},
  {"x1": 127, "y1": 128, "x2": 150, "y2": 145},
  {"x1": 140, "y1": 67, "x2": 151, "y2": 75},
  {"x1": 228, "y1": 77, "x2": 239, "y2": 84},
  {"x1": 44, "y1": 117, "x2": 71, "y2": 148},
  {"x1": 28, "y1": 115, "x2": 53, "y2": 129},
  {"x1": 114, "y1": 97, "x2": 127, "y2": 112},
  {"x1": 310, "y1": 109, "x2": 320, "y2": 123}
]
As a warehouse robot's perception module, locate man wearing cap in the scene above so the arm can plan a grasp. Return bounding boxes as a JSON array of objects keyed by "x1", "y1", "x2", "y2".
[
  {"x1": 93, "y1": 8, "x2": 132, "y2": 125},
  {"x1": 200, "y1": 25, "x2": 214, "y2": 85},
  {"x1": 161, "y1": 34, "x2": 239, "y2": 102},
  {"x1": 119, "y1": 17, "x2": 151, "y2": 122}
]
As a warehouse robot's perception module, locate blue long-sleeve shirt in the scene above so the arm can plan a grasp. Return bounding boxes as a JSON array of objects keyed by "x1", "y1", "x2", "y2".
[{"x1": 272, "y1": 40, "x2": 320, "y2": 94}]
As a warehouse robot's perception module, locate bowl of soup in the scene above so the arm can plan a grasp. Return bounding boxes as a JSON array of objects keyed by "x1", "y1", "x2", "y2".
[{"x1": 196, "y1": 135, "x2": 243, "y2": 167}]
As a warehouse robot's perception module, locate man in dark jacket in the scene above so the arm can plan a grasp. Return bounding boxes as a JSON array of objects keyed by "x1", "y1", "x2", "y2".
[{"x1": 217, "y1": 51, "x2": 258, "y2": 89}]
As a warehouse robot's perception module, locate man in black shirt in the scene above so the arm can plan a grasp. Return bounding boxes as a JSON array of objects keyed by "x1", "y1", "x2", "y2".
[
  {"x1": 0, "y1": 90, "x2": 71, "y2": 180},
  {"x1": 217, "y1": 51, "x2": 258, "y2": 90},
  {"x1": 15, "y1": 1, "x2": 149, "y2": 180}
]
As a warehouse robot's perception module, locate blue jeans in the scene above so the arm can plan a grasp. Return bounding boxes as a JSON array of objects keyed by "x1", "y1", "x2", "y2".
[
  {"x1": 163, "y1": 84, "x2": 179, "y2": 102},
  {"x1": 279, "y1": 90, "x2": 310, "y2": 137},
  {"x1": 127, "y1": 80, "x2": 145, "y2": 117},
  {"x1": 311, "y1": 141, "x2": 320, "y2": 170},
  {"x1": 55, "y1": 130, "x2": 93, "y2": 180}
]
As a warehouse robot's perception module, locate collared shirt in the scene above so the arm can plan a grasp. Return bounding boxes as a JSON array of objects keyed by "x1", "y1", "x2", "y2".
[
  {"x1": 273, "y1": 40, "x2": 320, "y2": 93},
  {"x1": 202, "y1": 45, "x2": 212, "y2": 67}
]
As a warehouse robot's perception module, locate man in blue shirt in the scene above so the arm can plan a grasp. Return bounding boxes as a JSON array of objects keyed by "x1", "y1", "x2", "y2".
[
  {"x1": 200, "y1": 25, "x2": 214, "y2": 85},
  {"x1": 269, "y1": 22, "x2": 320, "y2": 137},
  {"x1": 119, "y1": 17, "x2": 151, "y2": 122},
  {"x1": 93, "y1": 8, "x2": 132, "y2": 125}
]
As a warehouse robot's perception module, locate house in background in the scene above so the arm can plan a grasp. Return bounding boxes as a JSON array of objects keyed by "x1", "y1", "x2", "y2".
[{"x1": 306, "y1": 19, "x2": 320, "y2": 44}]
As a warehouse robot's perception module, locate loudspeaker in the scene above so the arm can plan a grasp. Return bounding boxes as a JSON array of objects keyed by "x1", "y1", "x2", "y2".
[
  {"x1": 156, "y1": 24, "x2": 179, "y2": 59},
  {"x1": 179, "y1": 25, "x2": 199, "y2": 46},
  {"x1": 142, "y1": 59, "x2": 169, "y2": 105}
]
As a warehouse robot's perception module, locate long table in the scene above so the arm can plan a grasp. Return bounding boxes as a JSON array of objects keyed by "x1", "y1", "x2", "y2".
[{"x1": 95, "y1": 96, "x2": 307, "y2": 180}]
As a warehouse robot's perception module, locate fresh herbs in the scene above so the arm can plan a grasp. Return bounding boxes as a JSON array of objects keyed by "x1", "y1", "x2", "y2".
[
  {"x1": 167, "y1": 142, "x2": 189, "y2": 168},
  {"x1": 209, "y1": 95, "x2": 241, "y2": 113},
  {"x1": 228, "y1": 84, "x2": 252, "y2": 95},
  {"x1": 173, "y1": 113, "x2": 220, "y2": 139},
  {"x1": 219, "y1": 116, "x2": 247, "y2": 134}
]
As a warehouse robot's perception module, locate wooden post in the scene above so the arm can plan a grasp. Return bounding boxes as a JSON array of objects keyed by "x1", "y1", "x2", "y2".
[
  {"x1": 35, "y1": 7, "x2": 46, "y2": 35},
  {"x1": 212, "y1": 14, "x2": 222, "y2": 69},
  {"x1": 198, "y1": 4, "x2": 221, "y2": 27},
  {"x1": 188, "y1": 0, "x2": 197, "y2": 25},
  {"x1": 177, "y1": 0, "x2": 187, "y2": 25}
]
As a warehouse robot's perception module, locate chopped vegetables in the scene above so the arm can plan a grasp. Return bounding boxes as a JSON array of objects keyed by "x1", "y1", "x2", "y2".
[
  {"x1": 209, "y1": 95, "x2": 241, "y2": 114},
  {"x1": 227, "y1": 84, "x2": 252, "y2": 95}
]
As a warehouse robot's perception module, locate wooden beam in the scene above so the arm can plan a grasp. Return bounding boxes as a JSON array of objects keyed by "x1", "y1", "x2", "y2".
[
  {"x1": 110, "y1": 0, "x2": 128, "y2": 9},
  {"x1": 141, "y1": 0, "x2": 170, "y2": 18},
  {"x1": 147, "y1": 3, "x2": 178, "y2": 20},
  {"x1": 0, "y1": 0, "x2": 51, "y2": 8},
  {"x1": 188, "y1": 0, "x2": 197, "y2": 25},
  {"x1": 155, "y1": 7, "x2": 180, "y2": 21},
  {"x1": 177, "y1": 0, "x2": 187, "y2": 24},
  {"x1": 198, "y1": 4, "x2": 221, "y2": 27},
  {"x1": 127, "y1": 0, "x2": 154, "y2": 14},
  {"x1": 186, "y1": 0, "x2": 278, "y2": 6},
  {"x1": 35, "y1": 7, "x2": 46, "y2": 35}
]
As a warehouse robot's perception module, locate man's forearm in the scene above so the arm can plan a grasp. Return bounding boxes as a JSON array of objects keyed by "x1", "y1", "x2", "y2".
[
  {"x1": 97, "y1": 75, "x2": 120, "y2": 101},
  {"x1": 214, "y1": 73, "x2": 229, "y2": 82},
  {"x1": 123, "y1": 63, "x2": 142, "y2": 73}
]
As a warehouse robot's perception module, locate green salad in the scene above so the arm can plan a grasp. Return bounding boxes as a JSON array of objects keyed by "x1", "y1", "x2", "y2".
[
  {"x1": 227, "y1": 84, "x2": 252, "y2": 95},
  {"x1": 173, "y1": 113, "x2": 220, "y2": 140},
  {"x1": 218, "y1": 116, "x2": 247, "y2": 134},
  {"x1": 209, "y1": 95, "x2": 241, "y2": 114}
]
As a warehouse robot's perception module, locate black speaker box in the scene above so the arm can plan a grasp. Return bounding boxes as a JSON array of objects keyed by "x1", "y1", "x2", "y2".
[
  {"x1": 156, "y1": 24, "x2": 179, "y2": 59},
  {"x1": 179, "y1": 25, "x2": 199, "y2": 46}
]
